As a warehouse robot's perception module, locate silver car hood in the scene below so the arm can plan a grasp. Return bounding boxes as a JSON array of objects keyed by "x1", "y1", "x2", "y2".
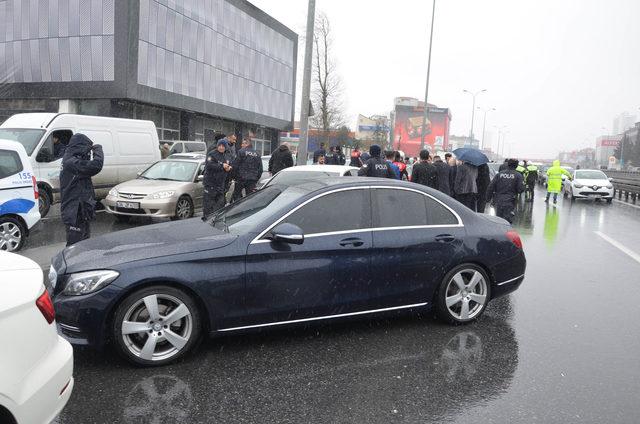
[{"x1": 114, "y1": 179, "x2": 190, "y2": 194}]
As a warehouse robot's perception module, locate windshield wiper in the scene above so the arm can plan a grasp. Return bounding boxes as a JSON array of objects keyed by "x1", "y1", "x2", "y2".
[{"x1": 155, "y1": 177, "x2": 179, "y2": 181}]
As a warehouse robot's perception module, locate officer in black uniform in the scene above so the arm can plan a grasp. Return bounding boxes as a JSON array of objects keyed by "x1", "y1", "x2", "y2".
[
  {"x1": 486, "y1": 158, "x2": 525, "y2": 224},
  {"x1": 203, "y1": 139, "x2": 233, "y2": 218},
  {"x1": 357, "y1": 144, "x2": 396, "y2": 178},
  {"x1": 59, "y1": 134, "x2": 104, "y2": 246},
  {"x1": 232, "y1": 138, "x2": 263, "y2": 201}
]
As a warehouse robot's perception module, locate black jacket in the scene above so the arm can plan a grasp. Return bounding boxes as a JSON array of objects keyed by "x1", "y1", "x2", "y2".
[
  {"x1": 454, "y1": 163, "x2": 478, "y2": 195},
  {"x1": 60, "y1": 134, "x2": 104, "y2": 226},
  {"x1": 357, "y1": 157, "x2": 396, "y2": 179},
  {"x1": 411, "y1": 161, "x2": 439, "y2": 189},
  {"x1": 233, "y1": 146, "x2": 263, "y2": 181},
  {"x1": 476, "y1": 164, "x2": 491, "y2": 198},
  {"x1": 486, "y1": 169, "x2": 525, "y2": 206},
  {"x1": 449, "y1": 164, "x2": 457, "y2": 196},
  {"x1": 350, "y1": 153, "x2": 363, "y2": 168},
  {"x1": 203, "y1": 149, "x2": 231, "y2": 192},
  {"x1": 433, "y1": 160, "x2": 451, "y2": 196},
  {"x1": 269, "y1": 145, "x2": 294, "y2": 174},
  {"x1": 313, "y1": 148, "x2": 326, "y2": 163}
]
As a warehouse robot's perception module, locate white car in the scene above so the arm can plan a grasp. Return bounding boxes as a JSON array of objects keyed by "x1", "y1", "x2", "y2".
[
  {"x1": 259, "y1": 164, "x2": 360, "y2": 189},
  {"x1": 0, "y1": 252, "x2": 74, "y2": 424},
  {"x1": 563, "y1": 169, "x2": 614, "y2": 203},
  {"x1": 0, "y1": 140, "x2": 41, "y2": 251}
]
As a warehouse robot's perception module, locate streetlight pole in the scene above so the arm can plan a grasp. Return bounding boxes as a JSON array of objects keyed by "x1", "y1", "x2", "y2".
[
  {"x1": 478, "y1": 106, "x2": 495, "y2": 150},
  {"x1": 420, "y1": 0, "x2": 437, "y2": 152},
  {"x1": 296, "y1": 0, "x2": 316, "y2": 166},
  {"x1": 463, "y1": 89, "x2": 487, "y2": 146}
]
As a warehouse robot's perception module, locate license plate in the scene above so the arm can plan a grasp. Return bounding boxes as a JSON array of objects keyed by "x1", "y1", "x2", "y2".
[{"x1": 116, "y1": 201, "x2": 140, "y2": 209}]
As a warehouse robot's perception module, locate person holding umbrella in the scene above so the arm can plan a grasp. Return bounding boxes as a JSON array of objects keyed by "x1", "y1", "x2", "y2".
[{"x1": 452, "y1": 148, "x2": 490, "y2": 210}]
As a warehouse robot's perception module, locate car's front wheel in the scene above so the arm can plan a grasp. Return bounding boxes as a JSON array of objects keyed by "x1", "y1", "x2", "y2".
[
  {"x1": 112, "y1": 285, "x2": 202, "y2": 366},
  {"x1": 435, "y1": 264, "x2": 491, "y2": 324},
  {"x1": 172, "y1": 196, "x2": 194, "y2": 220}
]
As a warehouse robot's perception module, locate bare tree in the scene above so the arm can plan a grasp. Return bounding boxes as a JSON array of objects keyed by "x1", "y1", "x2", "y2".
[{"x1": 310, "y1": 13, "x2": 346, "y2": 143}]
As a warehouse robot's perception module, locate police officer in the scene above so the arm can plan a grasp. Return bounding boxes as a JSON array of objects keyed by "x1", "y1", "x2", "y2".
[
  {"x1": 59, "y1": 133, "x2": 104, "y2": 246},
  {"x1": 486, "y1": 158, "x2": 525, "y2": 224},
  {"x1": 357, "y1": 144, "x2": 396, "y2": 178},
  {"x1": 203, "y1": 139, "x2": 232, "y2": 218},
  {"x1": 523, "y1": 161, "x2": 539, "y2": 202},
  {"x1": 232, "y1": 137, "x2": 263, "y2": 201}
]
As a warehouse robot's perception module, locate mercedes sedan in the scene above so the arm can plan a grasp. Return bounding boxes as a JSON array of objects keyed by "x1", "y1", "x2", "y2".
[{"x1": 51, "y1": 178, "x2": 526, "y2": 366}]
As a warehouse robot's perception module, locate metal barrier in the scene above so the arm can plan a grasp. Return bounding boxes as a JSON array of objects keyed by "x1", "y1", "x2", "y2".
[{"x1": 607, "y1": 170, "x2": 640, "y2": 203}]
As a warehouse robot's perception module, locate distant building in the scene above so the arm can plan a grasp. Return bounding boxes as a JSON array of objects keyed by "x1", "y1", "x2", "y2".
[
  {"x1": 612, "y1": 112, "x2": 637, "y2": 136},
  {"x1": 595, "y1": 135, "x2": 622, "y2": 168},
  {"x1": 279, "y1": 126, "x2": 356, "y2": 154},
  {"x1": 391, "y1": 97, "x2": 451, "y2": 157},
  {"x1": 355, "y1": 114, "x2": 390, "y2": 148}
]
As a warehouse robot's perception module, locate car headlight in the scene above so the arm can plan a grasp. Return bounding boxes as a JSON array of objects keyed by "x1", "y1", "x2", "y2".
[
  {"x1": 574, "y1": 184, "x2": 583, "y2": 188},
  {"x1": 606, "y1": 184, "x2": 613, "y2": 189},
  {"x1": 62, "y1": 270, "x2": 120, "y2": 296},
  {"x1": 48, "y1": 264, "x2": 58, "y2": 289},
  {"x1": 147, "y1": 190, "x2": 176, "y2": 199},
  {"x1": 109, "y1": 187, "x2": 118, "y2": 197}
]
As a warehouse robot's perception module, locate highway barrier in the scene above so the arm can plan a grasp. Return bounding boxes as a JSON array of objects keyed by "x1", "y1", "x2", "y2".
[{"x1": 607, "y1": 170, "x2": 640, "y2": 203}]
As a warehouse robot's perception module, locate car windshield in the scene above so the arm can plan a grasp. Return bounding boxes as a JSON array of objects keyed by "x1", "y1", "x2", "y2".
[
  {"x1": 575, "y1": 170, "x2": 607, "y2": 180},
  {"x1": 208, "y1": 185, "x2": 306, "y2": 234},
  {"x1": 140, "y1": 160, "x2": 198, "y2": 182},
  {"x1": 266, "y1": 170, "x2": 341, "y2": 187},
  {"x1": 0, "y1": 128, "x2": 45, "y2": 155}
]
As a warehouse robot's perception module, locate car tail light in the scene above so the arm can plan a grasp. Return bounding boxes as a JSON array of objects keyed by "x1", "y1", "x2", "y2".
[
  {"x1": 506, "y1": 230, "x2": 523, "y2": 249},
  {"x1": 32, "y1": 176, "x2": 39, "y2": 200},
  {"x1": 36, "y1": 290, "x2": 55, "y2": 324}
]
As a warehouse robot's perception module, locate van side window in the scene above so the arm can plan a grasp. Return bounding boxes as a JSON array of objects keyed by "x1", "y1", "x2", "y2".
[
  {"x1": 0, "y1": 149, "x2": 23, "y2": 179},
  {"x1": 36, "y1": 130, "x2": 74, "y2": 163}
]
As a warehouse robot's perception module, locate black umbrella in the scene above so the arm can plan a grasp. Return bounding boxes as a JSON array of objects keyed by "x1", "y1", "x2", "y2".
[{"x1": 452, "y1": 148, "x2": 489, "y2": 166}]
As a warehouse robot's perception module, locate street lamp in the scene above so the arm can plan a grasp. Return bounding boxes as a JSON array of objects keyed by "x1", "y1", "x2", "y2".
[
  {"x1": 463, "y1": 89, "x2": 487, "y2": 145},
  {"x1": 494, "y1": 125, "x2": 507, "y2": 158},
  {"x1": 419, "y1": 0, "x2": 437, "y2": 151},
  {"x1": 477, "y1": 106, "x2": 495, "y2": 150}
]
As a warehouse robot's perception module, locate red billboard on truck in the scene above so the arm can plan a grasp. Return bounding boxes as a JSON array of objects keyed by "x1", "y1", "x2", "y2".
[{"x1": 392, "y1": 98, "x2": 451, "y2": 157}]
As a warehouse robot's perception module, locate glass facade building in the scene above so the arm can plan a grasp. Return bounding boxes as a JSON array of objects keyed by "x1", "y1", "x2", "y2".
[{"x1": 0, "y1": 0, "x2": 297, "y2": 154}]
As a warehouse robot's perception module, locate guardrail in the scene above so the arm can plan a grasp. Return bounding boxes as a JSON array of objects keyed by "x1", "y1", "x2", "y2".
[{"x1": 606, "y1": 170, "x2": 640, "y2": 203}]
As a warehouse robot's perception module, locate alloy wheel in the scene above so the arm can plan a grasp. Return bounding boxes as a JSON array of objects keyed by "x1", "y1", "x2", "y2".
[
  {"x1": 121, "y1": 294, "x2": 193, "y2": 362},
  {"x1": 0, "y1": 222, "x2": 22, "y2": 251},
  {"x1": 176, "y1": 198, "x2": 192, "y2": 219},
  {"x1": 444, "y1": 269, "x2": 488, "y2": 321}
]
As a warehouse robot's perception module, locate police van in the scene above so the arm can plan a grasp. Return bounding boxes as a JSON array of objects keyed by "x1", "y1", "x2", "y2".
[{"x1": 0, "y1": 140, "x2": 40, "y2": 252}]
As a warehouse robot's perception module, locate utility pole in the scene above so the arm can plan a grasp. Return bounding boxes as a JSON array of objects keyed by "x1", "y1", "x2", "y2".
[
  {"x1": 296, "y1": 0, "x2": 316, "y2": 166},
  {"x1": 479, "y1": 107, "x2": 495, "y2": 150},
  {"x1": 463, "y1": 89, "x2": 486, "y2": 146},
  {"x1": 420, "y1": 0, "x2": 437, "y2": 152}
]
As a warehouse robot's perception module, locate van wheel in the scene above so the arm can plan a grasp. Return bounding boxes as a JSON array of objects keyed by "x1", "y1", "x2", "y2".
[
  {"x1": 0, "y1": 217, "x2": 26, "y2": 252},
  {"x1": 38, "y1": 188, "x2": 51, "y2": 218},
  {"x1": 172, "y1": 196, "x2": 194, "y2": 220}
]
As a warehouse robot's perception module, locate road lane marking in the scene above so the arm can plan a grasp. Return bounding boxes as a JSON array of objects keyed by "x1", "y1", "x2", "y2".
[
  {"x1": 594, "y1": 231, "x2": 640, "y2": 265},
  {"x1": 613, "y1": 199, "x2": 640, "y2": 210}
]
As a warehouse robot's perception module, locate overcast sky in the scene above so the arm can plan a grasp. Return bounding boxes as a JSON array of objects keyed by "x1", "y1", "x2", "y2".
[{"x1": 251, "y1": 0, "x2": 640, "y2": 158}]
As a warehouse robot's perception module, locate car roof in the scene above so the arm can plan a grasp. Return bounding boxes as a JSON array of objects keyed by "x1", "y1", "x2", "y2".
[
  {"x1": 279, "y1": 165, "x2": 358, "y2": 173},
  {"x1": 166, "y1": 153, "x2": 206, "y2": 161}
]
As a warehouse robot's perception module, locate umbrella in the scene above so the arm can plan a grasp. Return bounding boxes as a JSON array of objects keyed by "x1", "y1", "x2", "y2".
[{"x1": 452, "y1": 148, "x2": 489, "y2": 166}]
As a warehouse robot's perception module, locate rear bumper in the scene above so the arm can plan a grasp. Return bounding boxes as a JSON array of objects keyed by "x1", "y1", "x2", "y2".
[
  {"x1": 491, "y1": 251, "x2": 526, "y2": 298},
  {"x1": 9, "y1": 335, "x2": 74, "y2": 424}
]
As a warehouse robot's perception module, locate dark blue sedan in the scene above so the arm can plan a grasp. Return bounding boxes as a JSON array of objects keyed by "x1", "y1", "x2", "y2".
[{"x1": 51, "y1": 178, "x2": 526, "y2": 366}]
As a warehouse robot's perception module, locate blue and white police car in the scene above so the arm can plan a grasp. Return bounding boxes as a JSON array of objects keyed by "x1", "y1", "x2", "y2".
[{"x1": 0, "y1": 140, "x2": 41, "y2": 251}]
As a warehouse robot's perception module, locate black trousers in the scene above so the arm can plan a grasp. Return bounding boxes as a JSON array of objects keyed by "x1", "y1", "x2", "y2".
[
  {"x1": 457, "y1": 193, "x2": 476, "y2": 211},
  {"x1": 66, "y1": 220, "x2": 91, "y2": 246},
  {"x1": 203, "y1": 187, "x2": 226, "y2": 219},
  {"x1": 496, "y1": 203, "x2": 516, "y2": 223},
  {"x1": 232, "y1": 179, "x2": 257, "y2": 201},
  {"x1": 476, "y1": 194, "x2": 487, "y2": 213}
]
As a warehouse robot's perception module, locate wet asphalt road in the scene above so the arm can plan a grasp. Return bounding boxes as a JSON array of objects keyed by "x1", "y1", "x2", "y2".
[{"x1": 19, "y1": 188, "x2": 640, "y2": 423}]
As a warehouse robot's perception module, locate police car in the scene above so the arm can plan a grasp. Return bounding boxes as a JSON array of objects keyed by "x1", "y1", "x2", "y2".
[{"x1": 0, "y1": 140, "x2": 41, "y2": 251}]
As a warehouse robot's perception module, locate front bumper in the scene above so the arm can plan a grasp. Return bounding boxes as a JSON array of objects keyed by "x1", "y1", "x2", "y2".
[
  {"x1": 572, "y1": 186, "x2": 613, "y2": 199},
  {"x1": 103, "y1": 194, "x2": 178, "y2": 218}
]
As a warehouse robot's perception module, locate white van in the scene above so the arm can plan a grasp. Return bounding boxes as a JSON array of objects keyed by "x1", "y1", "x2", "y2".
[
  {"x1": 0, "y1": 113, "x2": 161, "y2": 217},
  {"x1": 0, "y1": 140, "x2": 41, "y2": 251}
]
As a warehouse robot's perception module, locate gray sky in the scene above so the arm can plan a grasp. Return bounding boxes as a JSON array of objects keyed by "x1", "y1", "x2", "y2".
[{"x1": 251, "y1": 0, "x2": 640, "y2": 158}]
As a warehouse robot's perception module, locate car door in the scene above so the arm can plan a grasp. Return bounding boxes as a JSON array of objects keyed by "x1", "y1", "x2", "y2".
[
  {"x1": 192, "y1": 163, "x2": 205, "y2": 209},
  {"x1": 369, "y1": 187, "x2": 465, "y2": 309},
  {"x1": 244, "y1": 187, "x2": 373, "y2": 325}
]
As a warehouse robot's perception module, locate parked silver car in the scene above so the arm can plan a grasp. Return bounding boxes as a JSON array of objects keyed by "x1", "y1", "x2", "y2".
[{"x1": 104, "y1": 154, "x2": 205, "y2": 221}]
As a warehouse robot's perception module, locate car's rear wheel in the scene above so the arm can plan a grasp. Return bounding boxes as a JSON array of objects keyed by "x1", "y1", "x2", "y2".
[
  {"x1": 172, "y1": 196, "x2": 194, "y2": 220},
  {"x1": 435, "y1": 264, "x2": 491, "y2": 324},
  {"x1": 112, "y1": 286, "x2": 202, "y2": 366},
  {"x1": 0, "y1": 217, "x2": 26, "y2": 252}
]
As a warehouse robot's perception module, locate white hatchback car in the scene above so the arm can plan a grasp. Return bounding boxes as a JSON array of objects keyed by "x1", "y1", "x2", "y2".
[
  {"x1": 563, "y1": 169, "x2": 614, "y2": 203},
  {"x1": 0, "y1": 252, "x2": 74, "y2": 424},
  {"x1": 259, "y1": 164, "x2": 360, "y2": 189}
]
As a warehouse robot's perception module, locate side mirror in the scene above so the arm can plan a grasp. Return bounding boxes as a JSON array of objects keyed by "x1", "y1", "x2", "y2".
[
  {"x1": 608, "y1": 177, "x2": 613, "y2": 182},
  {"x1": 197, "y1": 175, "x2": 204, "y2": 182},
  {"x1": 270, "y1": 223, "x2": 304, "y2": 245},
  {"x1": 36, "y1": 148, "x2": 52, "y2": 163}
]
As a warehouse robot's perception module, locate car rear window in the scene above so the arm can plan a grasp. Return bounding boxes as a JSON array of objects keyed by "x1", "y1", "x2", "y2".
[{"x1": 0, "y1": 149, "x2": 23, "y2": 179}]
